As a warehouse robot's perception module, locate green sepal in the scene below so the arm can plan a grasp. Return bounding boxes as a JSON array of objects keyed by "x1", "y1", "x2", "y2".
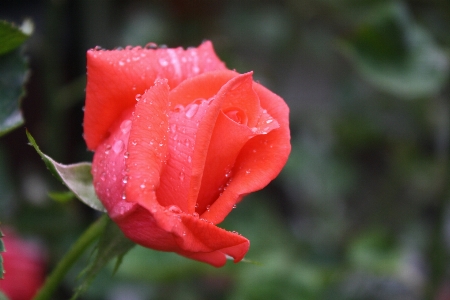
[
  {"x1": 71, "y1": 217, "x2": 135, "y2": 300},
  {"x1": 0, "y1": 290, "x2": 9, "y2": 300},
  {"x1": 26, "y1": 130, "x2": 106, "y2": 212}
]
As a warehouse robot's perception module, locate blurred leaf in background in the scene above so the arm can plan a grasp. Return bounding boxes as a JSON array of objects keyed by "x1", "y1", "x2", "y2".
[
  {"x1": 338, "y1": 2, "x2": 449, "y2": 99},
  {"x1": 0, "y1": 19, "x2": 32, "y2": 136}
]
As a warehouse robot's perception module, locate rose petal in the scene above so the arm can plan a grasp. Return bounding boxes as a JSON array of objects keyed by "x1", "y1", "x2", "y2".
[
  {"x1": 195, "y1": 110, "x2": 255, "y2": 216},
  {"x1": 200, "y1": 83, "x2": 291, "y2": 224},
  {"x1": 92, "y1": 108, "x2": 136, "y2": 219},
  {"x1": 125, "y1": 79, "x2": 170, "y2": 209},
  {"x1": 156, "y1": 99, "x2": 210, "y2": 211},
  {"x1": 84, "y1": 41, "x2": 226, "y2": 150}
]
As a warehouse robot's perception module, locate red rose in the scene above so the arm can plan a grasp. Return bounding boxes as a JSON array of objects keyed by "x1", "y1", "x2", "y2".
[
  {"x1": 0, "y1": 228, "x2": 46, "y2": 300},
  {"x1": 84, "y1": 41, "x2": 290, "y2": 267}
]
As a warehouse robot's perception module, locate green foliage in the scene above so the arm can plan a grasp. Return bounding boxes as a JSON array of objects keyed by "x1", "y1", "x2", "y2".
[
  {"x1": 48, "y1": 191, "x2": 75, "y2": 203},
  {"x1": 0, "y1": 228, "x2": 4, "y2": 280},
  {"x1": 0, "y1": 20, "x2": 31, "y2": 56},
  {"x1": 338, "y1": 2, "x2": 448, "y2": 99},
  {"x1": 0, "y1": 20, "x2": 32, "y2": 136},
  {"x1": 26, "y1": 131, "x2": 106, "y2": 212},
  {"x1": 0, "y1": 291, "x2": 8, "y2": 300},
  {"x1": 71, "y1": 218, "x2": 135, "y2": 299}
]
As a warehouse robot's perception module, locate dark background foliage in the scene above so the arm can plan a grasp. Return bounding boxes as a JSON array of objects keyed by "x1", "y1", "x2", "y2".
[{"x1": 2, "y1": 0, "x2": 450, "y2": 299}]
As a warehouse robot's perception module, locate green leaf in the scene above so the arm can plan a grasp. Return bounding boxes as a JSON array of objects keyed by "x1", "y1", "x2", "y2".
[
  {"x1": 0, "y1": 227, "x2": 4, "y2": 280},
  {"x1": 338, "y1": 2, "x2": 449, "y2": 99},
  {"x1": 26, "y1": 131, "x2": 106, "y2": 212},
  {"x1": 0, "y1": 291, "x2": 9, "y2": 300},
  {"x1": 0, "y1": 20, "x2": 33, "y2": 136},
  {"x1": 71, "y1": 217, "x2": 135, "y2": 300},
  {"x1": 0, "y1": 48, "x2": 28, "y2": 136},
  {"x1": 0, "y1": 20, "x2": 32, "y2": 56},
  {"x1": 48, "y1": 191, "x2": 75, "y2": 203}
]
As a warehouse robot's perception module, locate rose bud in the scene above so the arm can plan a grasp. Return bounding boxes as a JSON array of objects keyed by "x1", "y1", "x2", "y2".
[
  {"x1": 0, "y1": 228, "x2": 46, "y2": 300},
  {"x1": 83, "y1": 41, "x2": 290, "y2": 267}
]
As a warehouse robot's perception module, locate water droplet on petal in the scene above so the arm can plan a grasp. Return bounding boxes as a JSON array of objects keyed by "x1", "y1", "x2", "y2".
[
  {"x1": 122, "y1": 176, "x2": 128, "y2": 184},
  {"x1": 140, "y1": 183, "x2": 145, "y2": 189},
  {"x1": 170, "y1": 124, "x2": 177, "y2": 133},
  {"x1": 131, "y1": 139, "x2": 137, "y2": 146},
  {"x1": 266, "y1": 119, "x2": 273, "y2": 124},
  {"x1": 206, "y1": 205, "x2": 210, "y2": 211},
  {"x1": 192, "y1": 212, "x2": 199, "y2": 218},
  {"x1": 104, "y1": 144, "x2": 111, "y2": 155},
  {"x1": 179, "y1": 172, "x2": 185, "y2": 181},
  {"x1": 159, "y1": 58, "x2": 169, "y2": 66},
  {"x1": 233, "y1": 204, "x2": 237, "y2": 209},
  {"x1": 120, "y1": 120, "x2": 132, "y2": 134},
  {"x1": 118, "y1": 61, "x2": 125, "y2": 66},
  {"x1": 135, "y1": 94, "x2": 142, "y2": 101},
  {"x1": 112, "y1": 140, "x2": 124, "y2": 153},
  {"x1": 167, "y1": 205, "x2": 182, "y2": 214},
  {"x1": 185, "y1": 103, "x2": 199, "y2": 119},
  {"x1": 124, "y1": 152, "x2": 130, "y2": 158},
  {"x1": 122, "y1": 192, "x2": 127, "y2": 200}
]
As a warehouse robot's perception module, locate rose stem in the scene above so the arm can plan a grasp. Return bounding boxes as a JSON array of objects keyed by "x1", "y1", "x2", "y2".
[{"x1": 33, "y1": 214, "x2": 108, "y2": 300}]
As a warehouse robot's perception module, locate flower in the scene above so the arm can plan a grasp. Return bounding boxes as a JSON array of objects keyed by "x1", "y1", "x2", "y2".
[
  {"x1": 0, "y1": 228, "x2": 46, "y2": 300},
  {"x1": 84, "y1": 41, "x2": 290, "y2": 267}
]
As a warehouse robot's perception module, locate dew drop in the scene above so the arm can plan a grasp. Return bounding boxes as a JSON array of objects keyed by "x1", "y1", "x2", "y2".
[
  {"x1": 122, "y1": 192, "x2": 126, "y2": 200},
  {"x1": 179, "y1": 171, "x2": 185, "y2": 181},
  {"x1": 104, "y1": 144, "x2": 111, "y2": 155},
  {"x1": 118, "y1": 61, "x2": 125, "y2": 66},
  {"x1": 206, "y1": 205, "x2": 211, "y2": 211},
  {"x1": 131, "y1": 139, "x2": 137, "y2": 146},
  {"x1": 185, "y1": 103, "x2": 199, "y2": 119},
  {"x1": 266, "y1": 119, "x2": 273, "y2": 124},
  {"x1": 122, "y1": 176, "x2": 128, "y2": 184},
  {"x1": 233, "y1": 204, "x2": 237, "y2": 209},
  {"x1": 135, "y1": 94, "x2": 142, "y2": 101},
  {"x1": 112, "y1": 140, "x2": 124, "y2": 153},
  {"x1": 120, "y1": 119, "x2": 132, "y2": 134},
  {"x1": 100, "y1": 172, "x2": 106, "y2": 181},
  {"x1": 159, "y1": 58, "x2": 169, "y2": 66},
  {"x1": 145, "y1": 42, "x2": 158, "y2": 49},
  {"x1": 173, "y1": 104, "x2": 184, "y2": 112},
  {"x1": 192, "y1": 212, "x2": 199, "y2": 218},
  {"x1": 170, "y1": 123, "x2": 177, "y2": 133},
  {"x1": 167, "y1": 205, "x2": 182, "y2": 214},
  {"x1": 140, "y1": 183, "x2": 145, "y2": 189},
  {"x1": 124, "y1": 152, "x2": 130, "y2": 158}
]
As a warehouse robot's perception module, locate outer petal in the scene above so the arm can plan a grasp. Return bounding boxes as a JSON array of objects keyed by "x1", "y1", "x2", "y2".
[
  {"x1": 121, "y1": 78, "x2": 249, "y2": 266},
  {"x1": 84, "y1": 41, "x2": 226, "y2": 150}
]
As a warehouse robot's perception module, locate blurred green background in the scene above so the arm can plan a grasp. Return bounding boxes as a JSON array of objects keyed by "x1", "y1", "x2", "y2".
[{"x1": 2, "y1": 0, "x2": 450, "y2": 299}]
